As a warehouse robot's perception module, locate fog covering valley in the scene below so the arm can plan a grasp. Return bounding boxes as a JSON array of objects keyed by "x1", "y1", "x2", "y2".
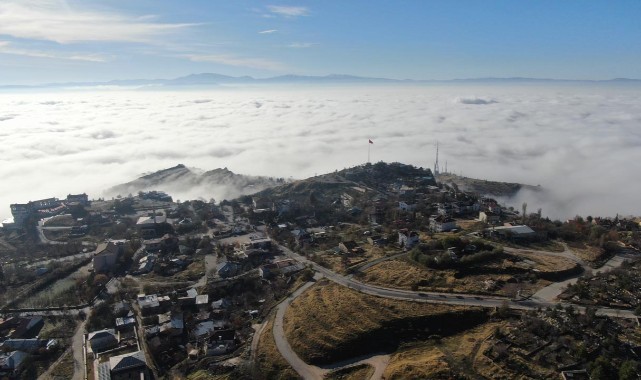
[{"x1": 1, "y1": 84, "x2": 640, "y2": 221}]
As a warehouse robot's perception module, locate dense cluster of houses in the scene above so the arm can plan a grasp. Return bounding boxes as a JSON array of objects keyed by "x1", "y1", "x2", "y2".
[
  {"x1": 83, "y1": 284, "x2": 243, "y2": 379},
  {"x1": 137, "y1": 288, "x2": 238, "y2": 363},
  {"x1": 0, "y1": 316, "x2": 57, "y2": 377},
  {"x1": 1, "y1": 193, "x2": 89, "y2": 230}
]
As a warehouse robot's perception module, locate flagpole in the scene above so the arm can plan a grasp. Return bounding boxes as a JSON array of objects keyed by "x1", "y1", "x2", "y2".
[{"x1": 368, "y1": 141, "x2": 371, "y2": 163}]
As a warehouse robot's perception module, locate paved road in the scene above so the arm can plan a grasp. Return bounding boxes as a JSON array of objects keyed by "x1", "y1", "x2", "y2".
[
  {"x1": 319, "y1": 353, "x2": 391, "y2": 380},
  {"x1": 269, "y1": 242, "x2": 637, "y2": 379},
  {"x1": 36, "y1": 219, "x2": 69, "y2": 245},
  {"x1": 71, "y1": 318, "x2": 88, "y2": 380},
  {"x1": 272, "y1": 280, "x2": 326, "y2": 380},
  {"x1": 277, "y1": 244, "x2": 637, "y2": 319}
]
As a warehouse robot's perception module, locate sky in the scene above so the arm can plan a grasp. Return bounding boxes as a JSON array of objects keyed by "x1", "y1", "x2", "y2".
[{"x1": 1, "y1": 0, "x2": 641, "y2": 84}]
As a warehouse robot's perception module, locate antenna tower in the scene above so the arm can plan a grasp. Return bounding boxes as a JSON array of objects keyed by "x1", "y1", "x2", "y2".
[{"x1": 433, "y1": 142, "x2": 440, "y2": 176}]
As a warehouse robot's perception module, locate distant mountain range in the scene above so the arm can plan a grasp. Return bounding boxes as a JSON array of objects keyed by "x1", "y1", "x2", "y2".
[{"x1": 2, "y1": 73, "x2": 641, "y2": 89}]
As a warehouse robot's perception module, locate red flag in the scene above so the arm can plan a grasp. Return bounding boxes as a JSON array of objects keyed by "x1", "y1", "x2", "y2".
[{"x1": 369, "y1": 139, "x2": 374, "y2": 144}]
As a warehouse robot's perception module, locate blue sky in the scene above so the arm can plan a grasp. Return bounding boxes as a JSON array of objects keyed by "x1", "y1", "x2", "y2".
[{"x1": 0, "y1": 0, "x2": 640, "y2": 84}]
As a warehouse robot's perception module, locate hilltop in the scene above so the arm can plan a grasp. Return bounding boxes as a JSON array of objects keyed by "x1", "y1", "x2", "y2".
[{"x1": 258, "y1": 162, "x2": 436, "y2": 197}]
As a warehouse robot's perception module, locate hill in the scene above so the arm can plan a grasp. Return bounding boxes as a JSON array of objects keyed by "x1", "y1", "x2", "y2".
[
  {"x1": 257, "y1": 162, "x2": 436, "y2": 198},
  {"x1": 436, "y1": 172, "x2": 540, "y2": 198},
  {"x1": 105, "y1": 164, "x2": 284, "y2": 203}
]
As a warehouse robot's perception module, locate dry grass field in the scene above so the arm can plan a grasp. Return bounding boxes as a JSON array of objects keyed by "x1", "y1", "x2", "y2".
[
  {"x1": 360, "y1": 251, "x2": 578, "y2": 297},
  {"x1": 284, "y1": 280, "x2": 486, "y2": 365},
  {"x1": 46, "y1": 350, "x2": 75, "y2": 379},
  {"x1": 510, "y1": 250, "x2": 577, "y2": 273},
  {"x1": 359, "y1": 259, "x2": 529, "y2": 296},
  {"x1": 384, "y1": 322, "x2": 502, "y2": 379},
  {"x1": 255, "y1": 317, "x2": 301, "y2": 380},
  {"x1": 567, "y1": 241, "x2": 608, "y2": 263},
  {"x1": 314, "y1": 244, "x2": 402, "y2": 275}
]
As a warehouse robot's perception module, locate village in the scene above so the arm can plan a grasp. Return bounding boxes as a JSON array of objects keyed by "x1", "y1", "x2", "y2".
[{"x1": 0, "y1": 162, "x2": 640, "y2": 379}]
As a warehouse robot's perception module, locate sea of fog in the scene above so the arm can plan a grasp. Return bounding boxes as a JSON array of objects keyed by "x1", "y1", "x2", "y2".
[{"x1": 1, "y1": 84, "x2": 640, "y2": 221}]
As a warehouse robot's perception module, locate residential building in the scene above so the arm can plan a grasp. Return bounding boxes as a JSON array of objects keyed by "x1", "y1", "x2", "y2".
[
  {"x1": 66, "y1": 193, "x2": 89, "y2": 206},
  {"x1": 0, "y1": 316, "x2": 44, "y2": 339},
  {"x1": 490, "y1": 224, "x2": 536, "y2": 240},
  {"x1": 206, "y1": 330, "x2": 236, "y2": 356},
  {"x1": 137, "y1": 294, "x2": 160, "y2": 316},
  {"x1": 191, "y1": 320, "x2": 219, "y2": 340},
  {"x1": 9, "y1": 204, "x2": 33, "y2": 226},
  {"x1": 178, "y1": 288, "x2": 198, "y2": 306},
  {"x1": 217, "y1": 261, "x2": 241, "y2": 278},
  {"x1": 259, "y1": 259, "x2": 305, "y2": 278},
  {"x1": 398, "y1": 201, "x2": 417, "y2": 212},
  {"x1": 242, "y1": 234, "x2": 272, "y2": 250},
  {"x1": 139, "y1": 191, "x2": 172, "y2": 202},
  {"x1": 0, "y1": 339, "x2": 57, "y2": 354},
  {"x1": 430, "y1": 215, "x2": 457, "y2": 232},
  {"x1": 93, "y1": 241, "x2": 124, "y2": 273},
  {"x1": 159, "y1": 312, "x2": 183, "y2": 336},
  {"x1": 339, "y1": 241, "x2": 364, "y2": 255},
  {"x1": 398, "y1": 229, "x2": 420, "y2": 249},
  {"x1": 0, "y1": 351, "x2": 29, "y2": 376},
  {"x1": 96, "y1": 350, "x2": 149, "y2": 380},
  {"x1": 195, "y1": 295, "x2": 209, "y2": 310},
  {"x1": 252, "y1": 197, "x2": 273, "y2": 211},
  {"x1": 211, "y1": 298, "x2": 231, "y2": 312},
  {"x1": 136, "y1": 213, "x2": 171, "y2": 239},
  {"x1": 367, "y1": 235, "x2": 387, "y2": 247},
  {"x1": 479, "y1": 211, "x2": 500, "y2": 224},
  {"x1": 115, "y1": 317, "x2": 136, "y2": 333},
  {"x1": 291, "y1": 228, "x2": 311, "y2": 247},
  {"x1": 87, "y1": 329, "x2": 118, "y2": 355}
]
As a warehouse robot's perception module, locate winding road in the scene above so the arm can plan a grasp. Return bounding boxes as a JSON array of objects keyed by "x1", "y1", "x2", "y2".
[
  {"x1": 279, "y1": 244, "x2": 635, "y2": 317},
  {"x1": 269, "y1": 274, "x2": 391, "y2": 380},
  {"x1": 268, "y1": 242, "x2": 638, "y2": 379}
]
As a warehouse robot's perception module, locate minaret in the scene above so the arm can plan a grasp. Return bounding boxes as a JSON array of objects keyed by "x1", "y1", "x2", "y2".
[{"x1": 434, "y1": 142, "x2": 440, "y2": 176}]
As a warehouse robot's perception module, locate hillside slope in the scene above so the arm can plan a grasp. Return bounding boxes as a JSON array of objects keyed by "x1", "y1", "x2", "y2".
[
  {"x1": 437, "y1": 172, "x2": 540, "y2": 197},
  {"x1": 105, "y1": 164, "x2": 284, "y2": 202}
]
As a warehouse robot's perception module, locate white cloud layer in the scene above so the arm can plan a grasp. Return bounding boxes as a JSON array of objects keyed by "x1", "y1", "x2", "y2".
[
  {"x1": 1, "y1": 84, "x2": 640, "y2": 221},
  {"x1": 0, "y1": 41, "x2": 108, "y2": 62},
  {"x1": 267, "y1": 5, "x2": 309, "y2": 17},
  {"x1": 0, "y1": 0, "x2": 194, "y2": 44}
]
